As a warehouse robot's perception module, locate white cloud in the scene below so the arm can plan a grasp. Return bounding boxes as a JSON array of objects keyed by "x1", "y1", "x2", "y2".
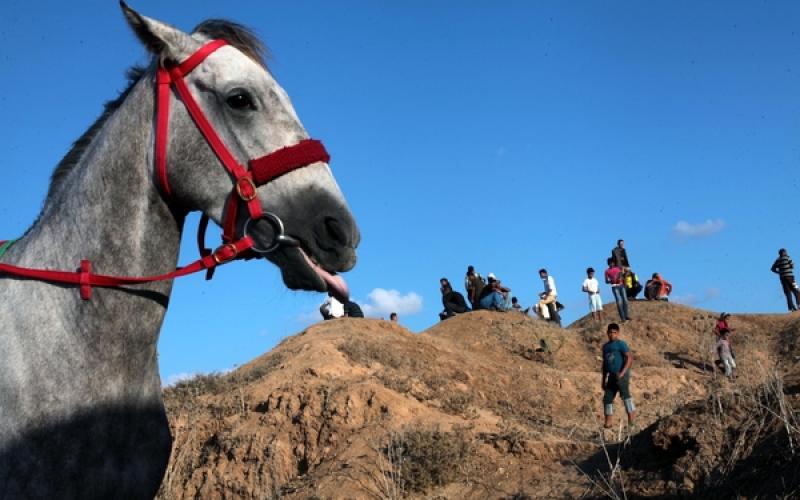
[
  {"x1": 672, "y1": 219, "x2": 725, "y2": 240},
  {"x1": 163, "y1": 372, "x2": 197, "y2": 387},
  {"x1": 294, "y1": 288, "x2": 424, "y2": 325},
  {"x1": 162, "y1": 367, "x2": 234, "y2": 387},
  {"x1": 361, "y1": 288, "x2": 423, "y2": 318},
  {"x1": 673, "y1": 287, "x2": 720, "y2": 306}
]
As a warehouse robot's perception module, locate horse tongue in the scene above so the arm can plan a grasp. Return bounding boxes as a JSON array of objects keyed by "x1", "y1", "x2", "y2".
[{"x1": 301, "y1": 251, "x2": 349, "y2": 303}]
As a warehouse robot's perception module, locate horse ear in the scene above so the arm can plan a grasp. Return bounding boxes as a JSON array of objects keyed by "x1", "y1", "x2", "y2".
[{"x1": 120, "y1": 1, "x2": 199, "y2": 63}]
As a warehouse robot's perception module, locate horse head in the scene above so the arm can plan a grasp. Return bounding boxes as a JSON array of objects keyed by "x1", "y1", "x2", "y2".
[{"x1": 122, "y1": 2, "x2": 359, "y2": 302}]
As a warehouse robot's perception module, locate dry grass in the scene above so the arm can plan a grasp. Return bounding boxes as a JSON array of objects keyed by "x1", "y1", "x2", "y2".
[
  {"x1": 338, "y1": 337, "x2": 404, "y2": 369},
  {"x1": 384, "y1": 426, "x2": 474, "y2": 493}
]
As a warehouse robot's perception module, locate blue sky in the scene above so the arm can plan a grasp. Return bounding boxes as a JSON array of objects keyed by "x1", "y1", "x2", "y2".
[{"x1": 1, "y1": 1, "x2": 799, "y2": 384}]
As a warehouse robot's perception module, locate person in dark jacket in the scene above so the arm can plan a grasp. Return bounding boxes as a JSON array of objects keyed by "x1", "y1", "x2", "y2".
[
  {"x1": 439, "y1": 283, "x2": 469, "y2": 320},
  {"x1": 344, "y1": 301, "x2": 364, "y2": 318},
  {"x1": 611, "y1": 239, "x2": 630, "y2": 269},
  {"x1": 772, "y1": 248, "x2": 800, "y2": 312}
]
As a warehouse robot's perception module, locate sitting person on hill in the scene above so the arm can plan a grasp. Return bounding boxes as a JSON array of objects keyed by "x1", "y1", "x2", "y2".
[
  {"x1": 319, "y1": 292, "x2": 344, "y2": 320},
  {"x1": 478, "y1": 273, "x2": 512, "y2": 311},
  {"x1": 645, "y1": 273, "x2": 672, "y2": 301},
  {"x1": 535, "y1": 269, "x2": 561, "y2": 326},
  {"x1": 625, "y1": 269, "x2": 643, "y2": 299},
  {"x1": 344, "y1": 300, "x2": 364, "y2": 318},
  {"x1": 511, "y1": 296, "x2": 524, "y2": 313},
  {"x1": 439, "y1": 283, "x2": 470, "y2": 320}
]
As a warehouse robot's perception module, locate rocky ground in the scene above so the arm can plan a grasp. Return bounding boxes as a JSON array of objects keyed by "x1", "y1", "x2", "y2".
[{"x1": 156, "y1": 301, "x2": 800, "y2": 499}]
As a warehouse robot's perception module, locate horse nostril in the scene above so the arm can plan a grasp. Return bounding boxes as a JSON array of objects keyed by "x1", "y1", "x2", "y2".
[{"x1": 324, "y1": 217, "x2": 349, "y2": 246}]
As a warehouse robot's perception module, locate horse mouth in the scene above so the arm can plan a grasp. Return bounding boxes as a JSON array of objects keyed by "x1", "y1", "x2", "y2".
[
  {"x1": 298, "y1": 246, "x2": 349, "y2": 303},
  {"x1": 267, "y1": 241, "x2": 350, "y2": 304}
]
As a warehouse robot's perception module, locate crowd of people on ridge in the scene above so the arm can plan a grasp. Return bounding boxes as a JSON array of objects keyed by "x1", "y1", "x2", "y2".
[
  {"x1": 437, "y1": 240, "x2": 673, "y2": 328},
  {"x1": 314, "y1": 241, "x2": 800, "y2": 432}
]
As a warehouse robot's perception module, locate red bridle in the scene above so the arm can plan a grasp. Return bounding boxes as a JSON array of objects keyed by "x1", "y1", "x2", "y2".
[{"x1": 0, "y1": 39, "x2": 330, "y2": 299}]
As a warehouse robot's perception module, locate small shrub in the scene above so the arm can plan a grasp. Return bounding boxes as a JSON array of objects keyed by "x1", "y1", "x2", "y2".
[
  {"x1": 422, "y1": 374, "x2": 448, "y2": 391},
  {"x1": 378, "y1": 371, "x2": 413, "y2": 394},
  {"x1": 167, "y1": 372, "x2": 226, "y2": 397},
  {"x1": 441, "y1": 392, "x2": 474, "y2": 416},
  {"x1": 393, "y1": 427, "x2": 473, "y2": 492}
]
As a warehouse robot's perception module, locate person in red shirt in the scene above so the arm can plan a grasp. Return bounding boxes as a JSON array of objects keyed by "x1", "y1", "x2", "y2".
[
  {"x1": 713, "y1": 312, "x2": 732, "y2": 338},
  {"x1": 604, "y1": 258, "x2": 630, "y2": 322},
  {"x1": 651, "y1": 273, "x2": 673, "y2": 301}
]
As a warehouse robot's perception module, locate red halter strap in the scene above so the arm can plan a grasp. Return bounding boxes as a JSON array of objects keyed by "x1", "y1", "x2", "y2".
[{"x1": 0, "y1": 40, "x2": 331, "y2": 299}]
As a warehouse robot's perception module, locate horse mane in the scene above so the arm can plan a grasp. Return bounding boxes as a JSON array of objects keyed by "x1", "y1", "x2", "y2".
[
  {"x1": 193, "y1": 19, "x2": 269, "y2": 68},
  {"x1": 47, "y1": 66, "x2": 146, "y2": 198},
  {"x1": 47, "y1": 19, "x2": 268, "y2": 198}
]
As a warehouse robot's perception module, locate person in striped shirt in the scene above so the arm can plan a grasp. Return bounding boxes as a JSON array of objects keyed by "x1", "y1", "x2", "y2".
[{"x1": 771, "y1": 248, "x2": 800, "y2": 312}]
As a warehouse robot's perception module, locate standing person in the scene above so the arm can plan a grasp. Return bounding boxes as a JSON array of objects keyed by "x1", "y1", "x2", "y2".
[
  {"x1": 611, "y1": 239, "x2": 630, "y2": 269},
  {"x1": 582, "y1": 267, "x2": 604, "y2": 322},
  {"x1": 601, "y1": 323, "x2": 636, "y2": 429},
  {"x1": 604, "y1": 258, "x2": 630, "y2": 322},
  {"x1": 536, "y1": 269, "x2": 561, "y2": 326},
  {"x1": 716, "y1": 329, "x2": 736, "y2": 378},
  {"x1": 440, "y1": 283, "x2": 469, "y2": 320},
  {"x1": 771, "y1": 248, "x2": 800, "y2": 312},
  {"x1": 464, "y1": 266, "x2": 486, "y2": 308}
]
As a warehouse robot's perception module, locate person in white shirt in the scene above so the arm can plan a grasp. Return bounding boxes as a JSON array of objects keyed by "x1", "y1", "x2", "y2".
[
  {"x1": 536, "y1": 268, "x2": 561, "y2": 326},
  {"x1": 582, "y1": 267, "x2": 604, "y2": 322},
  {"x1": 319, "y1": 292, "x2": 344, "y2": 320}
]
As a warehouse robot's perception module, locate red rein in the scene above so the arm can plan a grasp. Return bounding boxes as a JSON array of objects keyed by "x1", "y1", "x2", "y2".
[{"x1": 0, "y1": 40, "x2": 330, "y2": 299}]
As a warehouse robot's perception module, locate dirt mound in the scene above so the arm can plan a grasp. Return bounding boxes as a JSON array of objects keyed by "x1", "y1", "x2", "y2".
[{"x1": 156, "y1": 303, "x2": 800, "y2": 499}]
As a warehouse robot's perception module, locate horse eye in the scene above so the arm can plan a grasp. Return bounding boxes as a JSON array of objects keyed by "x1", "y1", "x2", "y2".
[{"x1": 225, "y1": 92, "x2": 254, "y2": 111}]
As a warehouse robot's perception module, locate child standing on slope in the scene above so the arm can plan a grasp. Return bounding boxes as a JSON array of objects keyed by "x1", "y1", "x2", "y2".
[
  {"x1": 582, "y1": 267, "x2": 604, "y2": 322},
  {"x1": 716, "y1": 329, "x2": 736, "y2": 378},
  {"x1": 602, "y1": 323, "x2": 636, "y2": 429}
]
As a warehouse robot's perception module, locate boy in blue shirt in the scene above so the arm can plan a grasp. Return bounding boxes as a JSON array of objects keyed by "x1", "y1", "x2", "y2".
[{"x1": 602, "y1": 323, "x2": 636, "y2": 429}]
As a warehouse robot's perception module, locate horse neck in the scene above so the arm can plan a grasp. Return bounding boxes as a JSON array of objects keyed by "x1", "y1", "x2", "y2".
[
  {"x1": 9, "y1": 73, "x2": 183, "y2": 368},
  {"x1": 14, "y1": 73, "x2": 183, "y2": 323}
]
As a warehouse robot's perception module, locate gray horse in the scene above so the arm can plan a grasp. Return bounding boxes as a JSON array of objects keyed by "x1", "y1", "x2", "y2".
[{"x1": 0, "y1": 3, "x2": 359, "y2": 499}]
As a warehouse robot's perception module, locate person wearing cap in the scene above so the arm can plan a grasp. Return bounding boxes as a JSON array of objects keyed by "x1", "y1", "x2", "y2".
[
  {"x1": 478, "y1": 273, "x2": 511, "y2": 311},
  {"x1": 582, "y1": 267, "x2": 604, "y2": 322},
  {"x1": 714, "y1": 312, "x2": 732, "y2": 338},
  {"x1": 536, "y1": 268, "x2": 560, "y2": 326}
]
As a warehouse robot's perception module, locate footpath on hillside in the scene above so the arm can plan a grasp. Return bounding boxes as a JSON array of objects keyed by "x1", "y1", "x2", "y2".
[{"x1": 157, "y1": 301, "x2": 800, "y2": 499}]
